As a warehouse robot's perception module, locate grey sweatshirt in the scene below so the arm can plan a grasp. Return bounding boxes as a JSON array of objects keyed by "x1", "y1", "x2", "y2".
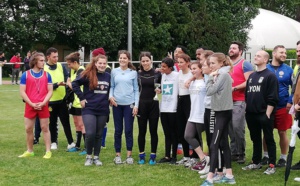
[{"x1": 206, "y1": 70, "x2": 233, "y2": 111}]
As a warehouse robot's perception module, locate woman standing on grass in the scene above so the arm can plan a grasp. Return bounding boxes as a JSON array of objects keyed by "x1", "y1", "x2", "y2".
[
  {"x1": 65, "y1": 52, "x2": 85, "y2": 152},
  {"x1": 175, "y1": 53, "x2": 194, "y2": 166},
  {"x1": 157, "y1": 57, "x2": 179, "y2": 164},
  {"x1": 184, "y1": 61, "x2": 209, "y2": 171},
  {"x1": 137, "y1": 51, "x2": 161, "y2": 165},
  {"x1": 201, "y1": 53, "x2": 235, "y2": 186},
  {"x1": 72, "y1": 54, "x2": 110, "y2": 166},
  {"x1": 109, "y1": 50, "x2": 139, "y2": 165}
]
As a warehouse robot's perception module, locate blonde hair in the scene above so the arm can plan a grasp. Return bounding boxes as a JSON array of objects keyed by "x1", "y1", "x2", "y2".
[{"x1": 211, "y1": 53, "x2": 233, "y2": 72}]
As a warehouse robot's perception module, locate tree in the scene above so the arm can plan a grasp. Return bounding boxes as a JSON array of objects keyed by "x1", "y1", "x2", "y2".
[
  {"x1": 0, "y1": 0, "x2": 260, "y2": 61},
  {"x1": 260, "y1": 0, "x2": 300, "y2": 22}
]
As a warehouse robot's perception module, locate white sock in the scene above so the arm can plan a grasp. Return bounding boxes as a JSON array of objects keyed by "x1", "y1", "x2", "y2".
[
  {"x1": 263, "y1": 152, "x2": 269, "y2": 158},
  {"x1": 280, "y1": 154, "x2": 287, "y2": 160},
  {"x1": 226, "y1": 175, "x2": 234, "y2": 179}
]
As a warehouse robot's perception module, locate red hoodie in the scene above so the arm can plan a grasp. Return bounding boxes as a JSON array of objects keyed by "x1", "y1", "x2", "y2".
[{"x1": 10, "y1": 55, "x2": 21, "y2": 68}]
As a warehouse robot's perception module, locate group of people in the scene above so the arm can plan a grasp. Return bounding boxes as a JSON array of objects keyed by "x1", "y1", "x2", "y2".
[{"x1": 15, "y1": 40, "x2": 300, "y2": 185}]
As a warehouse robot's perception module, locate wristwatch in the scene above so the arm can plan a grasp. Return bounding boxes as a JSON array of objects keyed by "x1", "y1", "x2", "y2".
[{"x1": 233, "y1": 87, "x2": 238, "y2": 91}]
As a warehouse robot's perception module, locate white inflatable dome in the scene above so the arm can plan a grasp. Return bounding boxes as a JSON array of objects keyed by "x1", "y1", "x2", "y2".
[{"x1": 246, "y1": 8, "x2": 300, "y2": 61}]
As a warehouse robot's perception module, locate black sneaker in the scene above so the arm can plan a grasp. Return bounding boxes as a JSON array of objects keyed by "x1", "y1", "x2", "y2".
[
  {"x1": 33, "y1": 138, "x2": 39, "y2": 145},
  {"x1": 237, "y1": 155, "x2": 245, "y2": 164},
  {"x1": 169, "y1": 158, "x2": 177, "y2": 164},
  {"x1": 291, "y1": 161, "x2": 300, "y2": 170},
  {"x1": 261, "y1": 156, "x2": 269, "y2": 165},
  {"x1": 231, "y1": 155, "x2": 239, "y2": 161},
  {"x1": 276, "y1": 158, "x2": 286, "y2": 167},
  {"x1": 158, "y1": 157, "x2": 171, "y2": 163}
]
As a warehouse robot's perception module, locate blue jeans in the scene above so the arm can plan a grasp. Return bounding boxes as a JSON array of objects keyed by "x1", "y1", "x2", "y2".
[{"x1": 113, "y1": 105, "x2": 134, "y2": 153}]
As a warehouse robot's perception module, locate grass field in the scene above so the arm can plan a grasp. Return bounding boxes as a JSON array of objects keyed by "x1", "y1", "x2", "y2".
[{"x1": 1, "y1": 84, "x2": 300, "y2": 186}]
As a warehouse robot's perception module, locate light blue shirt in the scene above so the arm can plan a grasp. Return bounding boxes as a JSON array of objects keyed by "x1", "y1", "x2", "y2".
[{"x1": 109, "y1": 67, "x2": 139, "y2": 107}]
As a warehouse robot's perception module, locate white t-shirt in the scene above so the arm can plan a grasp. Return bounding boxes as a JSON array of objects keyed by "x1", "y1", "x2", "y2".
[
  {"x1": 160, "y1": 71, "x2": 179, "y2": 113},
  {"x1": 178, "y1": 70, "x2": 193, "y2": 96},
  {"x1": 188, "y1": 79, "x2": 206, "y2": 123}
]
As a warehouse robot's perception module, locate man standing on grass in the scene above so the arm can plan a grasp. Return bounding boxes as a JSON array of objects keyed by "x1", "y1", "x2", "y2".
[
  {"x1": 44, "y1": 47, "x2": 75, "y2": 151},
  {"x1": 228, "y1": 41, "x2": 253, "y2": 164},
  {"x1": 261, "y1": 45, "x2": 293, "y2": 167},
  {"x1": 18, "y1": 52, "x2": 53, "y2": 159},
  {"x1": 10, "y1": 52, "x2": 21, "y2": 85},
  {"x1": 243, "y1": 50, "x2": 278, "y2": 175}
]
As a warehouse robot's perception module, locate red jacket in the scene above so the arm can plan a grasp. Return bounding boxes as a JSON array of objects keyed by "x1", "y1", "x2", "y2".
[{"x1": 10, "y1": 56, "x2": 21, "y2": 68}]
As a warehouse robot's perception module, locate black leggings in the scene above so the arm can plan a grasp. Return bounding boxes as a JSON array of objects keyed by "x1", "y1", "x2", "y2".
[
  {"x1": 161, "y1": 112, "x2": 178, "y2": 158},
  {"x1": 83, "y1": 114, "x2": 107, "y2": 156},
  {"x1": 209, "y1": 110, "x2": 232, "y2": 173},
  {"x1": 137, "y1": 99, "x2": 159, "y2": 153},
  {"x1": 177, "y1": 95, "x2": 191, "y2": 157}
]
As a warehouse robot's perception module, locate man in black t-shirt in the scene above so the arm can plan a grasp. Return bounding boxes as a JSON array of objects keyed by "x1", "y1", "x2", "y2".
[{"x1": 243, "y1": 50, "x2": 279, "y2": 175}]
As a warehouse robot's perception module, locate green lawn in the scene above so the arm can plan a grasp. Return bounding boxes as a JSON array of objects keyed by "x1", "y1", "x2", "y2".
[{"x1": 0, "y1": 84, "x2": 300, "y2": 186}]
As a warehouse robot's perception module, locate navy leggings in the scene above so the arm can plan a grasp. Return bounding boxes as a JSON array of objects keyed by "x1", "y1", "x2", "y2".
[{"x1": 113, "y1": 105, "x2": 135, "y2": 152}]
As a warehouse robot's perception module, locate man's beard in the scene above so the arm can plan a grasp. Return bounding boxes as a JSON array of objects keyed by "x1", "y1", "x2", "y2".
[
  {"x1": 229, "y1": 52, "x2": 239, "y2": 60},
  {"x1": 297, "y1": 56, "x2": 300, "y2": 64}
]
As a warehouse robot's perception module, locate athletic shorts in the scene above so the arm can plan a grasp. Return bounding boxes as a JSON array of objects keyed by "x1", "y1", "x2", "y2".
[
  {"x1": 69, "y1": 107, "x2": 82, "y2": 116},
  {"x1": 274, "y1": 108, "x2": 292, "y2": 131},
  {"x1": 24, "y1": 103, "x2": 50, "y2": 119}
]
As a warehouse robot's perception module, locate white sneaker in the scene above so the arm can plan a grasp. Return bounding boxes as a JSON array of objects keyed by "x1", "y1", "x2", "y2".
[
  {"x1": 125, "y1": 156, "x2": 134, "y2": 164},
  {"x1": 294, "y1": 177, "x2": 300, "y2": 182},
  {"x1": 176, "y1": 157, "x2": 190, "y2": 165},
  {"x1": 67, "y1": 142, "x2": 76, "y2": 150},
  {"x1": 200, "y1": 173, "x2": 208, "y2": 179},
  {"x1": 51, "y1": 142, "x2": 58, "y2": 150},
  {"x1": 184, "y1": 158, "x2": 197, "y2": 168},
  {"x1": 199, "y1": 165, "x2": 210, "y2": 175},
  {"x1": 114, "y1": 156, "x2": 123, "y2": 165}
]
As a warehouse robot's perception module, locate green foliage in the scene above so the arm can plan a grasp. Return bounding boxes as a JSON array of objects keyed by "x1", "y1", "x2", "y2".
[
  {"x1": 0, "y1": 0, "x2": 260, "y2": 61},
  {"x1": 260, "y1": 0, "x2": 300, "y2": 21}
]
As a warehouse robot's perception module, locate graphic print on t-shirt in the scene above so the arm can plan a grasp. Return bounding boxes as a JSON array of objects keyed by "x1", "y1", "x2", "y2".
[{"x1": 163, "y1": 84, "x2": 173, "y2": 95}]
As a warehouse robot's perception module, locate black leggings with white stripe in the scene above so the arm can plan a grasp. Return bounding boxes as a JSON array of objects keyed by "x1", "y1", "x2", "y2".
[{"x1": 209, "y1": 110, "x2": 232, "y2": 173}]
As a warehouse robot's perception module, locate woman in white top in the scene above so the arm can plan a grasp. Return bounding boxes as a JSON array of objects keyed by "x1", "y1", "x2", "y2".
[
  {"x1": 157, "y1": 57, "x2": 179, "y2": 164},
  {"x1": 184, "y1": 61, "x2": 209, "y2": 171}
]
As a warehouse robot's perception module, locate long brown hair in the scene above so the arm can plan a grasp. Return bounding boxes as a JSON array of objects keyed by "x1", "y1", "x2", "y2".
[
  {"x1": 118, "y1": 50, "x2": 136, "y2": 70},
  {"x1": 65, "y1": 52, "x2": 80, "y2": 64},
  {"x1": 81, "y1": 55, "x2": 107, "y2": 90}
]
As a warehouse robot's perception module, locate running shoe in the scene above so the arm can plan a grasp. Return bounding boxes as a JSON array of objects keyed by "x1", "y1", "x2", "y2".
[
  {"x1": 18, "y1": 151, "x2": 35, "y2": 158},
  {"x1": 217, "y1": 176, "x2": 236, "y2": 184},
  {"x1": 242, "y1": 163, "x2": 262, "y2": 170},
  {"x1": 264, "y1": 164, "x2": 276, "y2": 175},
  {"x1": 67, "y1": 142, "x2": 76, "y2": 150},
  {"x1": 158, "y1": 157, "x2": 171, "y2": 163},
  {"x1": 51, "y1": 142, "x2": 58, "y2": 150},
  {"x1": 43, "y1": 151, "x2": 52, "y2": 159},
  {"x1": 85, "y1": 157, "x2": 93, "y2": 166},
  {"x1": 200, "y1": 180, "x2": 214, "y2": 186},
  {"x1": 276, "y1": 158, "x2": 286, "y2": 167},
  {"x1": 93, "y1": 157, "x2": 103, "y2": 166},
  {"x1": 291, "y1": 161, "x2": 300, "y2": 170},
  {"x1": 184, "y1": 158, "x2": 197, "y2": 168},
  {"x1": 125, "y1": 156, "x2": 134, "y2": 164},
  {"x1": 79, "y1": 149, "x2": 87, "y2": 156},
  {"x1": 176, "y1": 157, "x2": 190, "y2": 165},
  {"x1": 114, "y1": 156, "x2": 123, "y2": 165}
]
